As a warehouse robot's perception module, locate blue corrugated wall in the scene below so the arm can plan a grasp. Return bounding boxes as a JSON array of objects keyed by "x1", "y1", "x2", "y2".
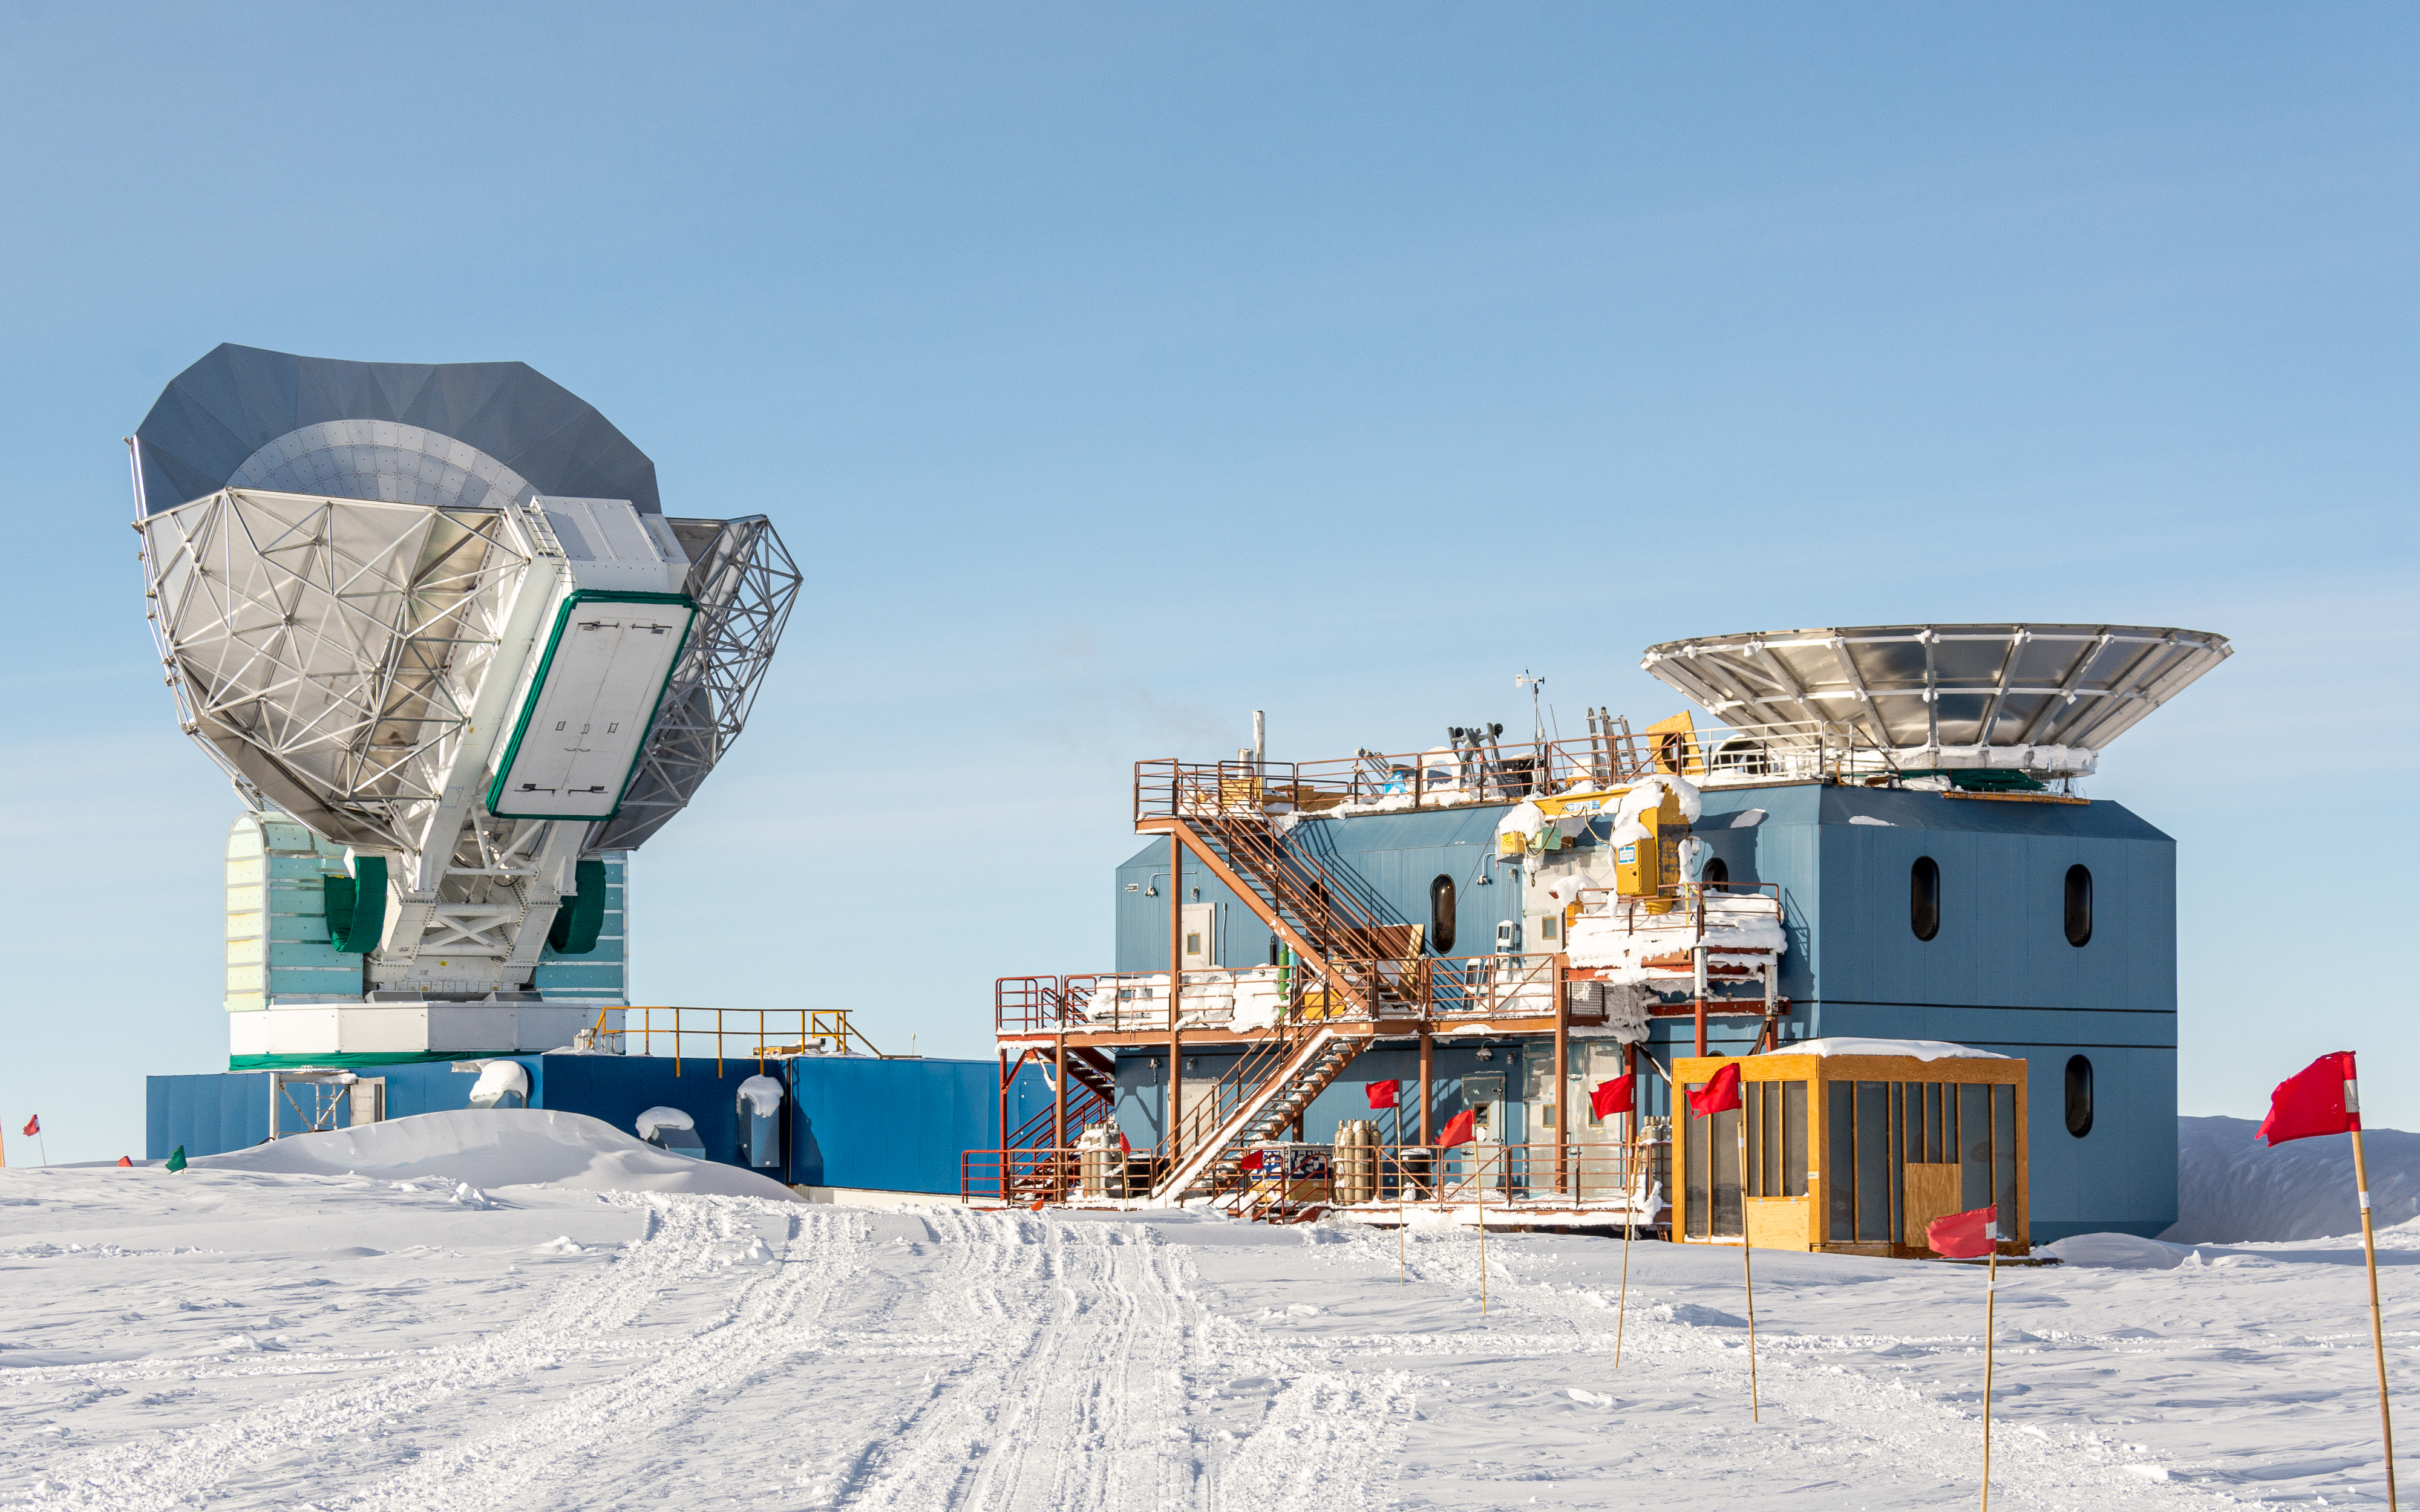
[{"x1": 147, "y1": 1054, "x2": 1017, "y2": 1196}]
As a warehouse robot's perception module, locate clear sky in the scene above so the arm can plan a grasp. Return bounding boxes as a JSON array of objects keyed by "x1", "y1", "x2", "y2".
[{"x1": 2, "y1": 5, "x2": 2412, "y2": 1162}]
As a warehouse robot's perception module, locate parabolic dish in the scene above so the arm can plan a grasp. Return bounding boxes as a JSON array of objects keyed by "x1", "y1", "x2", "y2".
[{"x1": 1639, "y1": 624, "x2": 2230, "y2": 775}]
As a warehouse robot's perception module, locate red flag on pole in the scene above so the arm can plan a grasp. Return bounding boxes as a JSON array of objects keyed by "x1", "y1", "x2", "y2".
[
  {"x1": 1366, "y1": 1080, "x2": 1399, "y2": 1109},
  {"x1": 1591, "y1": 1077, "x2": 1634, "y2": 1119},
  {"x1": 1926, "y1": 1203, "x2": 2000, "y2": 1259},
  {"x1": 1437, "y1": 1107, "x2": 1477, "y2": 1147},
  {"x1": 2258, "y1": 1052, "x2": 2361, "y2": 1145},
  {"x1": 1687, "y1": 1063, "x2": 1742, "y2": 1118},
  {"x1": 20, "y1": 1115, "x2": 34, "y2": 1138}
]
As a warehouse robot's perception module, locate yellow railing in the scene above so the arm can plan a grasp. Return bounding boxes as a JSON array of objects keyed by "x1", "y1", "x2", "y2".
[{"x1": 587, "y1": 1006, "x2": 888, "y2": 1075}]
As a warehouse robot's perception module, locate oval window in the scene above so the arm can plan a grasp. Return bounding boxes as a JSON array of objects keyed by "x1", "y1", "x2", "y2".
[
  {"x1": 1429, "y1": 875, "x2": 1457, "y2": 954},
  {"x1": 1702, "y1": 856, "x2": 1730, "y2": 887},
  {"x1": 2065, "y1": 1054, "x2": 2094, "y2": 1137},
  {"x1": 1910, "y1": 856, "x2": 1941, "y2": 942},
  {"x1": 2064, "y1": 864, "x2": 2093, "y2": 947}
]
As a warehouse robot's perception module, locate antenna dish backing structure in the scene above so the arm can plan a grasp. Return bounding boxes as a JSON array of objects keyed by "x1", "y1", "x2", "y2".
[
  {"x1": 132, "y1": 345, "x2": 800, "y2": 1034},
  {"x1": 1639, "y1": 623, "x2": 2229, "y2": 777}
]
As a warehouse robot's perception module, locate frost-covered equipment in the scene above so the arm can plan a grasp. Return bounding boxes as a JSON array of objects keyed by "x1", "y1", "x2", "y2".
[
  {"x1": 466, "y1": 1061, "x2": 530, "y2": 1109},
  {"x1": 636, "y1": 1106, "x2": 705, "y2": 1159},
  {"x1": 131, "y1": 348, "x2": 801, "y2": 1038},
  {"x1": 1639, "y1": 624, "x2": 2230, "y2": 778},
  {"x1": 737, "y1": 1075, "x2": 785, "y2": 1168},
  {"x1": 1076, "y1": 1123, "x2": 1128, "y2": 1198}
]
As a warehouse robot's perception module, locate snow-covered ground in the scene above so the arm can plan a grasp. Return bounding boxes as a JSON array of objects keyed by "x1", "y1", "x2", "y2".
[{"x1": 0, "y1": 1114, "x2": 2413, "y2": 1510}]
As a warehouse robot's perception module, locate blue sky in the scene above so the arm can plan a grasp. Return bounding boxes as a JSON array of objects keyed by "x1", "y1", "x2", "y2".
[{"x1": 2, "y1": 5, "x2": 2412, "y2": 1161}]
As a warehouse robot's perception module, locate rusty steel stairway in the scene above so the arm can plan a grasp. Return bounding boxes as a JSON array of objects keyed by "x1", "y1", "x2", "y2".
[
  {"x1": 1134, "y1": 761, "x2": 1428, "y2": 1022},
  {"x1": 1133, "y1": 761, "x2": 1433, "y2": 1203},
  {"x1": 1151, "y1": 1023, "x2": 1365, "y2": 1201}
]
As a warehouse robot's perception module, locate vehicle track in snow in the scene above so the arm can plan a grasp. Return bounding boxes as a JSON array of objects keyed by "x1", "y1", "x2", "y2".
[
  {"x1": 801, "y1": 1208, "x2": 1412, "y2": 1512},
  {"x1": 18, "y1": 1193, "x2": 836, "y2": 1512}
]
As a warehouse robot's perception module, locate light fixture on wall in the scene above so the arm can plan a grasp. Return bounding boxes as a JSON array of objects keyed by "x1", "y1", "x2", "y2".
[
  {"x1": 1474, "y1": 1044, "x2": 1494, "y2": 1061},
  {"x1": 1185, "y1": 1057, "x2": 1199, "y2": 1072}
]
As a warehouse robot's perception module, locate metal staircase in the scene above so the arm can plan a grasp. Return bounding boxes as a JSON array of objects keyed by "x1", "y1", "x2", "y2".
[
  {"x1": 1151, "y1": 1025, "x2": 1365, "y2": 1201},
  {"x1": 1131, "y1": 764, "x2": 1449, "y2": 1201}
]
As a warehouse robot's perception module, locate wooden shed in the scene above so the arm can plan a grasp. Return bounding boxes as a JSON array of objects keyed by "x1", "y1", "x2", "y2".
[{"x1": 1672, "y1": 1042, "x2": 2027, "y2": 1257}]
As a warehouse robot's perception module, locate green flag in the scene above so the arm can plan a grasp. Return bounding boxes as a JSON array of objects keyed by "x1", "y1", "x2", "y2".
[{"x1": 166, "y1": 1145, "x2": 186, "y2": 1172}]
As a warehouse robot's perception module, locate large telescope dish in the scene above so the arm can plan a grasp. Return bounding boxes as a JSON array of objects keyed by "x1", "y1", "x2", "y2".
[
  {"x1": 133, "y1": 346, "x2": 799, "y2": 1006},
  {"x1": 1639, "y1": 623, "x2": 2230, "y2": 777}
]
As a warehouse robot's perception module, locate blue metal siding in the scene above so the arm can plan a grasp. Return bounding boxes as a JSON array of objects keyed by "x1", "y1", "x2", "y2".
[
  {"x1": 1111, "y1": 807, "x2": 1514, "y2": 973},
  {"x1": 148, "y1": 1072, "x2": 271, "y2": 1158},
  {"x1": 784, "y1": 1057, "x2": 1001, "y2": 1193},
  {"x1": 148, "y1": 1054, "x2": 1004, "y2": 1197},
  {"x1": 1802, "y1": 787, "x2": 2177, "y2": 1240}
]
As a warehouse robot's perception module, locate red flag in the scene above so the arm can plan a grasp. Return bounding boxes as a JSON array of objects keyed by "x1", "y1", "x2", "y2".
[
  {"x1": 1926, "y1": 1204, "x2": 2000, "y2": 1259},
  {"x1": 2258, "y1": 1052, "x2": 2361, "y2": 1145},
  {"x1": 1590, "y1": 1077, "x2": 1634, "y2": 1119},
  {"x1": 1437, "y1": 1107, "x2": 1477, "y2": 1147},
  {"x1": 1686, "y1": 1063, "x2": 1742, "y2": 1118},
  {"x1": 1240, "y1": 1148, "x2": 1269, "y2": 1174},
  {"x1": 1366, "y1": 1080, "x2": 1399, "y2": 1110},
  {"x1": 20, "y1": 1115, "x2": 34, "y2": 1138}
]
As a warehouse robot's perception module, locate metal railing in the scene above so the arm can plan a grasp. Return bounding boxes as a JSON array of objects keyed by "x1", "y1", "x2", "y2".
[
  {"x1": 996, "y1": 954, "x2": 1575, "y2": 1033},
  {"x1": 589, "y1": 1006, "x2": 887, "y2": 1075},
  {"x1": 963, "y1": 1145, "x2": 1161, "y2": 1205},
  {"x1": 1135, "y1": 722, "x2": 1895, "y2": 827},
  {"x1": 1211, "y1": 1138, "x2": 1672, "y2": 1227}
]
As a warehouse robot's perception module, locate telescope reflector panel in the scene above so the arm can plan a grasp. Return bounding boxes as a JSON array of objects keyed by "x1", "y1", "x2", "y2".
[{"x1": 488, "y1": 591, "x2": 699, "y2": 820}]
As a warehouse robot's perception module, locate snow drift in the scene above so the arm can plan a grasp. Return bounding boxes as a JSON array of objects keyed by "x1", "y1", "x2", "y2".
[
  {"x1": 2162, "y1": 1115, "x2": 2420, "y2": 1244},
  {"x1": 195, "y1": 1109, "x2": 800, "y2": 1201}
]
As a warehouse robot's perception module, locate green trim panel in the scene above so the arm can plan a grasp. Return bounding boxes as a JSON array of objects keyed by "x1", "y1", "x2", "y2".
[
  {"x1": 486, "y1": 590, "x2": 698, "y2": 821},
  {"x1": 548, "y1": 857, "x2": 610, "y2": 954},
  {"x1": 229, "y1": 1051, "x2": 474, "y2": 1070},
  {"x1": 321, "y1": 855, "x2": 387, "y2": 954}
]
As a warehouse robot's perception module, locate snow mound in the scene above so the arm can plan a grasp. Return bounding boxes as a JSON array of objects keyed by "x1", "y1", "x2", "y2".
[
  {"x1": 2043, "y1": 1232, "x2": 2196, "y2": 1269},
  {"x1": 194, "y1": 1110, "x2": 799, "y2": 1201},
  {"x1": 2164, "y1": 1115, "x2": 2420, "y2": 1243}
]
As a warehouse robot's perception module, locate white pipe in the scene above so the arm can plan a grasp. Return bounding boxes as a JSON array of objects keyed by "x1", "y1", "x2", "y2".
[{"x1": 1252, "y1": 710, "x2": 1266, "y2": 775}]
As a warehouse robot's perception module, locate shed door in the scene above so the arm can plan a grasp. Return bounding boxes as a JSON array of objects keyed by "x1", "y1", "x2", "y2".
[
  {"x1": 348, "y1": 1078, "x2": 385, "y2": 1127},
  {"x1": 1180, "y1": 904, "x2": 1215, "y2": 969}
]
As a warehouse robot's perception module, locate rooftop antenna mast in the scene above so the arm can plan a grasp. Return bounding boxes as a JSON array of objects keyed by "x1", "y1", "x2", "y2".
[{"x1": 1516, "y1": 668, "x2": 1546, "y2": 746}]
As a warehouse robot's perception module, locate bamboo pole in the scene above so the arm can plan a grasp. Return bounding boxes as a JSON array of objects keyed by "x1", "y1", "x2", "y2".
[
  {"x1": 1478, "y1": 1145, "x2": 1489, "y2": 1317},
  {"x1": 2355, "y1": 1125, "x2": 2399, "y2": 1511},
  {"x1": 1615, "y1": 1135, "x2": 1635, "y2": 1369},
  {"x1": 1398, "y1": 1152, "x2": 1407, "y2": 1283},
  {"x1": 1741, "y1": 1113, "x2": 1759, "y2": 1422},
  {"x1": 1981, "y1": 1241, "x2": 1997, "y2": 1512}
]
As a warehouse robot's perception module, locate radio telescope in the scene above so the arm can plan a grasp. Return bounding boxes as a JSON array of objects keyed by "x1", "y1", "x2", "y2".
[{"x1": 132, "y1": 345, "x2": 799, "y2": 1040}]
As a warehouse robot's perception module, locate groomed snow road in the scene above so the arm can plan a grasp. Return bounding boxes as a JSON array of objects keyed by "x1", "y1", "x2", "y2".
[{"x1": 0, "y1": 1165, "x2": 2412, "y2": 1508}]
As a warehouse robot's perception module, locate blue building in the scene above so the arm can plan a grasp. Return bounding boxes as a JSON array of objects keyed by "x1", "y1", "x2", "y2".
[{"x1": 995, "y1": 624, "x2": 2231, "y2": 1246}]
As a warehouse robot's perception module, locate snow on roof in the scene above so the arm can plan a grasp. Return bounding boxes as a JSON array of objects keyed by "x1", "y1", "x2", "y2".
[{"x1": 1754, "y1": 1037, "x2": 2009, "y2": 1060}]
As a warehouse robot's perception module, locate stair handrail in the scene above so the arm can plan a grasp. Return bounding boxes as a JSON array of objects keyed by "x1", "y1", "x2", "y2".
[{"x1": 1153, "y1": 1022, "x2": 1341, "y2": 1199}]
